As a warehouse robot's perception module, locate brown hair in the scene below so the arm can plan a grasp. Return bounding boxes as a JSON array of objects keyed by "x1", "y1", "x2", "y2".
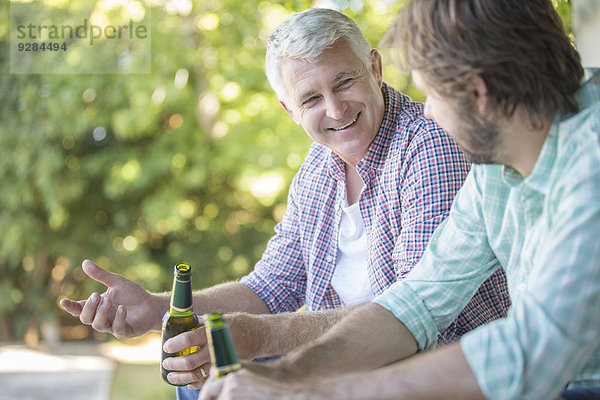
[{"x1": 385, "y1": 0, "x2": 583, "y2": 127}]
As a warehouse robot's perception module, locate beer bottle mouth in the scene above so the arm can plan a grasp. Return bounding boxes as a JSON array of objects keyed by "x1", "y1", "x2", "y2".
[
  {"x1": 174, "y1": 263, "x2": 192, "y2": 280},
  {"x1": 176, "y1": 263, "x2": 191, "y2": 273}
]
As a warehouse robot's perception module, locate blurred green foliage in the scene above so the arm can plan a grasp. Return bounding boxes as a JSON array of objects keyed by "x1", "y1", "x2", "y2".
[
  {"x1": 0, "y1": 0, "x2": 408, "y2": 342},
  {"x1": 0, "y1": 0, "x2": 572, "y2": 343}
]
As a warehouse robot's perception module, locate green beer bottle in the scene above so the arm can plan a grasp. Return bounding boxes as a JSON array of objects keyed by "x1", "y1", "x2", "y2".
[
  {"x1": 205, "y1": 312, "x2": 241, "y2": 377},
  {"x1": 161, "y1": 262, "x2": 201, "y2": 385}
]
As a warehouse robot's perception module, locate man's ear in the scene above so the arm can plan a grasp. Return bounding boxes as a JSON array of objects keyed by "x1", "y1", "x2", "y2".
[
  {"x1": 471, "y1": 74, "x2": 488, "y2": 114},
  {"x1": 280, "y1": 100, "x2": 300, "y2": 125},
  {"x1": 370, "y1": 49, "x2": 383, "y2": 87}
]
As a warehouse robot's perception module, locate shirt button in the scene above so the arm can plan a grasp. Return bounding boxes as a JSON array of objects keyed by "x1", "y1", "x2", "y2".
[{"x1": 326, "y1": 255, "x2": 334, "y2": 263}]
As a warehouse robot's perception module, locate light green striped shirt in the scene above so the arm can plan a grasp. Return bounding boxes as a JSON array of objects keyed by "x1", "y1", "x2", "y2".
[{"x1": 374, "y1": 70, "x2": 600, "y2": 400}]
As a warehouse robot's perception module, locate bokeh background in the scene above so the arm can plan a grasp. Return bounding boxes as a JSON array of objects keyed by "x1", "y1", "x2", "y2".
[{"x1": 0, "y1": 0, "x2": 575, "y2": 399}]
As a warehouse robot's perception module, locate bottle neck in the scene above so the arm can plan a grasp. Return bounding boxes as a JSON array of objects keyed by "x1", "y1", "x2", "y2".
[
  {"x1": 205, "y1": 313, "x2": 240, "y2": 370},
  {"x1": 170, "y1": 274, "x2": 193, "y2": 316}
]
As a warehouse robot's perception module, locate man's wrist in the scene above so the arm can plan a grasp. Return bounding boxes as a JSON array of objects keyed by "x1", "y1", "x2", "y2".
[{"x1": 151, "y1": 292, "x2": 171, "y2": 331}]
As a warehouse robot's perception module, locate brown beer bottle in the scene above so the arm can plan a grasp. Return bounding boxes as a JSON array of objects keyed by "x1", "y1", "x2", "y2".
[
  {"x1": 161, "y1": 262, "x2": 200, "y2": 385},
  {"x1": 205, "y1": 312, "x2": 241, "y2": 377}
]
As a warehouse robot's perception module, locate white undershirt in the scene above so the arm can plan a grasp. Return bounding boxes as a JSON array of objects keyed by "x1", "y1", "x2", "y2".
[{"x1": 330, "y1": 197, "x2": 374, "y2": 307}]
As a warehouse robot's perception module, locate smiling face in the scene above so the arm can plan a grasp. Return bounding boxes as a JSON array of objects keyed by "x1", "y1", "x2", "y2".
[{"x1": 278, "y1": 40, "x2": 385, "y2": 166}]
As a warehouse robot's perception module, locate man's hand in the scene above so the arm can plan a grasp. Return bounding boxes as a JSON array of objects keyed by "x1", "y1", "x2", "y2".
[
  {"x1": 162, "y1": 328, "x2": 212, "y2": 388},
  {"x1": 200, "y1": 368, "x2": 301, "y2": 400},
  {"x1": 59, "y1": 259, "x2": 164, "y2": 338},
  {"x1": 161, "y1": 313, "x2": 272, "y2": 388}
]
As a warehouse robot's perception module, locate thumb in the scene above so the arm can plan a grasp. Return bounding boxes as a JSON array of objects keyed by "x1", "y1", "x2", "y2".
[{"x1": 82, "y1": 259, "x2": 121, "y2": 288}]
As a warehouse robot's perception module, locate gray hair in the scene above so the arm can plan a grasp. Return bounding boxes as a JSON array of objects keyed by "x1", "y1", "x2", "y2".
[{"x1": 265, "y1": 8, "x2": 373, "y2": 102}]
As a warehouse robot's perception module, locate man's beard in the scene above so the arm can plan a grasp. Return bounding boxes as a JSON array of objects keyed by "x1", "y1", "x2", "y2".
[{"x1": 457, "y1": 105, "x2": 502, "y2": 165}]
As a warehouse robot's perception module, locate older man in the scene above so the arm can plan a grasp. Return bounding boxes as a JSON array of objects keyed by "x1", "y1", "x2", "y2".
[
  {"x1": 202, "y1": 1, "x2": 600, "y2": 400},
  {"x1": 60, "y1": 8, "x2": 508, "y2": 399}
]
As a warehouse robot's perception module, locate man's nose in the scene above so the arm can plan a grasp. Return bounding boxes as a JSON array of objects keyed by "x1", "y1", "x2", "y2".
[{"x1": 324, "y1": 93, "x2": 346, "y2": 120}]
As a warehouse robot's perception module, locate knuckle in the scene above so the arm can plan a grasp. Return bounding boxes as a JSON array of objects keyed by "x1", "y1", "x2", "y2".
[
  {"x1": 190, "y1": 370, "x2": 204, "y2": 382},
  {"x1": 202, "y1": 359, "x2": 212, "y2": 367},
  {"x1": 102, "y1": 295, "x2": 112, "y2": 308}
]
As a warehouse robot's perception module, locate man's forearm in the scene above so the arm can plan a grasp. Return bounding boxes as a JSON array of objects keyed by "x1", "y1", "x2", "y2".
[
  {"x1": 228, "y1": 306, "x2": 357, "y2": 358},
  {"x1": 301, "y1": 342, "x2": 484, "y2": 400},
  {"x1": 152, "y1": 282, "x2": 271, "y2": 331},
  {"x1": 192, "y1": 282, "x2": 271, "y2": 315},
  {"x1": 271, "y1": 302, "x2": 419, "y2": 381}
]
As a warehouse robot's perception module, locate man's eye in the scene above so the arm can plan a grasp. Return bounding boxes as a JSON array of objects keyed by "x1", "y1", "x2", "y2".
[
  {"x1": 302, "y1": 96, "x2": 319, "y2": 106},
  {"x1": 337, "y1": 78, "x2": 353, "y2": 89}
]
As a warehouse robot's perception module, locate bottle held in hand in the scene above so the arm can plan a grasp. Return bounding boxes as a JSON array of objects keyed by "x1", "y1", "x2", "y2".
[
  {"x1": 161, "y1": 262, "x2": 201, "y2": 385},
  {"x1": 205, "y1": 312, "x2": 241, "y2": 377}
]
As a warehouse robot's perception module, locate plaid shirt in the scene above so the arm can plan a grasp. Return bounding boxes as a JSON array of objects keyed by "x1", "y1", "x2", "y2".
[
  {"x1": 375, "y1": 70, "x2": 600, "y2": 398},
  {"x1": 241, "y1": 83, "x2": 510, "y2": 342}
]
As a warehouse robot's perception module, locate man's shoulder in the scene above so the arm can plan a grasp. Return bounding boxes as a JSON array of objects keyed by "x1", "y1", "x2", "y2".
[
  {"x1": 562, "y1": 69, "x2": 600, "y2": 161},
  {"x1": 555, "y1": 102, "x2": 600, "y2": 181},
  {"x1": 303, "y1": 142, "x2": 331, "y2": 165},
  {"x1": 383, "y1": 83, "x2": 428, "y2": 127},
  {"x1": 292, "y1": 142, "x2": 333, "y2": 185}
]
